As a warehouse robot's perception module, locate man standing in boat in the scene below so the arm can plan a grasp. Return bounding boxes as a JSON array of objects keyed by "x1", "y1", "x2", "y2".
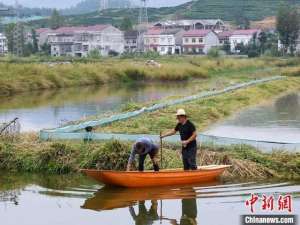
[
  {"x1": 161, "y1": 109, "x2": 198, "y2": 170},
  {"x1": 126, "y1": 137, "x2": 160, "y2": 172}
]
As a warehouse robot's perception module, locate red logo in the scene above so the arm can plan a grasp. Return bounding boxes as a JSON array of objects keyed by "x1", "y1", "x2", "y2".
[{"x1": 245, "y1": 194, "x2": 292, "y2": 213}]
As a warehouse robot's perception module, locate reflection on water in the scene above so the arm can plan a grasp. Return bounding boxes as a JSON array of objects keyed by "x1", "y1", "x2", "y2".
[
  {"x1": 0, "y1": 173, "x2": 299, "y2": 225},
  {"x1": 205, "y1": 93, "x2": 300, "y2": 143},
  {"x1": 0, "y1": 82, "x2": 200, "y2": 132}
]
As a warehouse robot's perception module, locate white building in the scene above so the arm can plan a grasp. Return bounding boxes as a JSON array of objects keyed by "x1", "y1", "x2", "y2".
[
  {"x1": 48, "y1": 25, "x2": 124, "y2": 57},
  {"x1": 0, "y1": 33, "x2": 8, "y2": 55},
  {"x1": 182, "y1": 30, "x2": 219, "y2": 54},
  {"x1": 144, "y1": 28, "x2": 184, "y2": 55},
  {"x1": 229, "y1": 29, "x2": 261, "y2": 53}
]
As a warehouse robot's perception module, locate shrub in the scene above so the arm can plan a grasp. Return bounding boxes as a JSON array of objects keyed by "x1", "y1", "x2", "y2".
[{"x1": 207, "y1": 48, "x2": 221, "y2": 58}]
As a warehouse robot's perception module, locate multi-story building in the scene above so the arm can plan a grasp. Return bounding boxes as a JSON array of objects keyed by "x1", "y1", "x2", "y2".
[
  {"x1": 48, "y1": 25, "x2": 124, "y2": 57},
  {"x1": 124, "y1": 30, "x2": 138, "y2": 53},
  {"x1": 182, "y1": 30, "x2": 219, "y2": 54},
  {"x1": 0, "y1": 33, "x2": 8, "y2": 55},
  {"x1": 35, "y1": 28, "x2": 53, "y2": 48},
  {"x1": 144, "y1": 28, "x2": 184, "y2": 55},
  {"x1": 229, "y1": 29, "x2": 261, "y2": 53},
  {"x1": 153, "y1": 19, "x2": 226, "y2": 33}
]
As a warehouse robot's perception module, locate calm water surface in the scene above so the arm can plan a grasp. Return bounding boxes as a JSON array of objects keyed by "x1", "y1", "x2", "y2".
[
  {"x1": 205, "y1": 93, "x2": 300, "y2": 143},
  {"x1": 0, "y1": 173, "x2": 299, "y2": 225},
  {"x1": 0, "y1": 82, "x2": 202, "y2": 132}
]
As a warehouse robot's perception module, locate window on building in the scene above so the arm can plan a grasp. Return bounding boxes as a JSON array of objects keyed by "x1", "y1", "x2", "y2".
[
  {"x1": 161, "y1": 46, "x2": 165, "y2": 52},
  {"x1": 192, "y1": 38, "x2": 196, "y2": 43},
  {"x1": 83, "y1": 45, "x2": 89, "y2": 52},
  {"x1": 185, "y1": 38, "x2": 189, "y2": 43},
  {"x1": 199, "y1": 38, "x2": 203, "y2": 43}
]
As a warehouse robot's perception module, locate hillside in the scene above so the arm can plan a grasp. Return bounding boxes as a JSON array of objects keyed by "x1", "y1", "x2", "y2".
[{"x1": 27, "y1": 0, "x2": 300, "y2": 28}]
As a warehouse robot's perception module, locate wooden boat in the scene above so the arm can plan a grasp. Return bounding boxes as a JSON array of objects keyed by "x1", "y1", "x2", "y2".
[{"x1": 81, "y1": 165, "x2": 230, "y2": 188}]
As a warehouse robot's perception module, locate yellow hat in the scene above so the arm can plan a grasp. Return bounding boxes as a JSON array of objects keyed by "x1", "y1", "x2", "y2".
[{"x1": 176, "y1": 109, "x2": 187, "y2": 116}]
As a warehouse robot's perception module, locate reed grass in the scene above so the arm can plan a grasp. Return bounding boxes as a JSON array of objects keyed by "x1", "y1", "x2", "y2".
[
  {"x1": 0, "y1": 56, "x2": 291, "y2": 96},
  {"x1": 0, "y1": 136, "x2": 299, "y2": 181}
]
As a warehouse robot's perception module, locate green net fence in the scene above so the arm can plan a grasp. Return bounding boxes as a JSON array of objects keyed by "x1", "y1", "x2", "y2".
[{"x1": 39, "y1": 76, "x2": 300, "y2": 152}]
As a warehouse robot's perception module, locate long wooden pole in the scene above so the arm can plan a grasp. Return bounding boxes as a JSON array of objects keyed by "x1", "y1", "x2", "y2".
[
  {"x1": 160, "y1": 132, "x2": 163, "y2": 168},
  {"x1": 160, "y1": 132, "x2": 163, "y2": 224}
]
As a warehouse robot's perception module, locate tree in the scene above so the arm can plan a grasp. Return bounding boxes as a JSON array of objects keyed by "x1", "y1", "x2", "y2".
[
  {"x1": 31, "y1": 29, "x2": 38, "y2": 53},
  {"x1": 233, "y1": 8, "x2": 250, "y2": 29},
  {"x1": 50, "y1": 9, "x2": 64, "y2": 29},
  {"x1": 87, "y1": 49, "x2": 101, "y2": 59},
  {"x1": 258, "y1": 32, "x2": 267, "y2": 54},
  {"x1": 120, "y1": 17, "x2": 133, "y2": 31},
  {"x1": 40, "y1": 43, "x2": 51, "y2": 55},
  {"x1": 277, "y1": 4, "x2": 300, "y2": 55},
  {"x1": 5, "y1": 22, "x2": 25, "y2": 56},
  {"x1": 4, "y1": 23, "x2": 15, "y2": 53}
]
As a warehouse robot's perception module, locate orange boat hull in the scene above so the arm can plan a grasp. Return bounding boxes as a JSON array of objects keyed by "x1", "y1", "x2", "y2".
[{"x1": 81, "y1": 165, "x2": 230, "y2": 188}]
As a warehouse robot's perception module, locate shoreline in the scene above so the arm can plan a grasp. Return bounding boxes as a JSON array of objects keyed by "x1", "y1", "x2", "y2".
[
  {"x1": 98, "y1": 77, "x2": 300, "y2": 134},
  {"x1": 0, "y1": 137, "x2": 299, "y2": 181}
]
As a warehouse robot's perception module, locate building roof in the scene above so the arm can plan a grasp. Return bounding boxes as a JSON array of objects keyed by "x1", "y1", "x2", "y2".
[
  {"x1": 145, "y1": 28, "x2": 183, "y2": 36},
  {"x1": 145, "y1": 28, "x2": 163, "y2": 35},
  {"x1": 217, "y1": 31, "x2": 233, "y2": 39},
  {"x1": 36, "y1": 28, "x2": 53, "y2": 35},
  {"x1": 124, "y1": 30, "x2": 138, "y2": 38},
  {"x1": 183, "y1": 29, "x2": 212, "y2": 37},
  {"x1": 50, "y1": 25, "x2": 110, "y2": 35},
  {"x1": 161, "y1": 28, "x2": 183, "y2": 35},
  {"x1": 231, "y1": 29, "x2": 261, "y2": 36}
]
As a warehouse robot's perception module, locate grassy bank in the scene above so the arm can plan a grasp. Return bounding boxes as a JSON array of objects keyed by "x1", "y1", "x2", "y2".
[
  {"x1": 0, "y1": 135, "x2": 299, "y2": 181},
  {"x1": 97, "y1": 77, "x2": 300, "y2": 134},
  {"x1": 0, "y1": 56, "x2": 292, "y2": 96}
]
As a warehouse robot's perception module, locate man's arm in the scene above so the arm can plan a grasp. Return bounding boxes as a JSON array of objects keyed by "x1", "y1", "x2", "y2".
[
  {"x1": 126, "y1": 146, "x2": 136, "y2": 171},
  {"x1": 161, "y1": 129, "x2": 177, "y2": 138}
]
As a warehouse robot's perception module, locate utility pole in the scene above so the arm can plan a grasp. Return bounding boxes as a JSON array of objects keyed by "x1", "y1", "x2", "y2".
[
  {"x1": 13, "y1": 0, "x2": 24, "y2": 56},
  {"x1": 137, "y1": 0, "x2": 148, "y2": 52}
]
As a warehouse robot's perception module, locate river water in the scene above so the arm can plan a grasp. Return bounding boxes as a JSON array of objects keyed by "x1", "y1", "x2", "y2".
[
  {"x1": 0, "y1": 82, "x2": 202, "y2": 132},
  {"x1": 0, "y1": 173, "x2": 299, "y2": 225},
  {"x1": 205, "y1": 93, "x2": 300, "y2": 145}
]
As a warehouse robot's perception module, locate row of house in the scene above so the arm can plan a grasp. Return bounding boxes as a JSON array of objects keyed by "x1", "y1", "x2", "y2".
[
  {"x1": 0, "y1": 19, "x2": 262, "y2": 57},
  {"x1": 142, "y1": 28, "x2": 261, "y2": 55}
]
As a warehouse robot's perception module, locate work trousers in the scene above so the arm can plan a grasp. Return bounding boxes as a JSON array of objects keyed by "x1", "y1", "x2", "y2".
[{"x1": 182, "y1": 146, "x2": 197, "y2": 170}]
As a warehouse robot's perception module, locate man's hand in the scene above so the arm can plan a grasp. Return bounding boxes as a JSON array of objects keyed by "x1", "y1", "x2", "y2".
[
  {"x1": 126, "y1": 163, "x2": 131, "y2": 171},
  {"x1": 182, "y1": 140, "x2": 189, "y2": 148},
  {"x1": 160, "y1": 129, "x2": 176, "y2": 139}
]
